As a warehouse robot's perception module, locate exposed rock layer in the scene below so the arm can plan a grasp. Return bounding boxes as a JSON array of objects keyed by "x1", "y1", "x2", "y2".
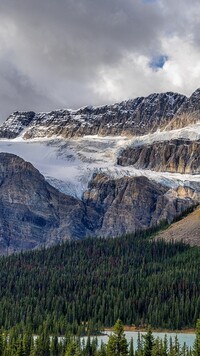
[
  {"x1": 117, "y1": 139, "x2": 200, "y2": 174},
  {"x1": 83, "y1": 173, "x2": 200, "y2": 238},
  {"x1": 1, "y1": 87, "x2": 200, "y2": 252},
  {"x1": 0, "y1": 153, "x2": 93, "y2": 254},
  {"x1": 2, "y1": 90, "x2": 200, "y2": 139},
  {"x1": 0, "y1": 154, "x2": 199, "y2": 254}
]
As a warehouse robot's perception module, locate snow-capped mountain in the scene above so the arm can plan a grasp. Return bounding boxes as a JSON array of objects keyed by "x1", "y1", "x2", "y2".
[
  {"x1": 0, "y1": 88, "x2": 200, "y2": 197},
  {"x1": 0, "y1": 88, "x2": 200, "y2": 253},
  {"x1": 1, "y1": 90, "x2": 199, "y2": 140}
]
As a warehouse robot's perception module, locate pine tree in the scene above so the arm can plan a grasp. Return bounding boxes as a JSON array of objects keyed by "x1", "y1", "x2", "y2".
[
  {"x1": 22, "y1": 331, "x2": 31, "y2": 355},
  {"x1": 129, "y1": 337, "x2": 134, "y2": 356},
  {"x1": 193, "y1": 319, "x2": 200, "y2": 356},
  {"x1": 152, "y1": 338, "x2": 162, "y2": 356},
  {"x1": 0, "y1": 329, "x2": 3, "y2": 356},
  {"x1": 15, "y1": 339, "x2": 25, "y2": 356},
  {"x1": 107, "y1": 319, "x2": 128, "y2": 356},
  {"x1": 50, "y1": 335, "x2": 59, "y2": 356},
  {"x1": 65, "y1": 339, "x2": 81, "y2": 356},
  {"x1": 136, "y1": 331, "x2": 143, "y2": 356},
  {"x1": 142, "y1": 326, "x2": 155, "y2": 356}
]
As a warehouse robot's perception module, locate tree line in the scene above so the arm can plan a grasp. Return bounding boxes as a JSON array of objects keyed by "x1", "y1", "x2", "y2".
[{"x1": 0, "y1": 319, "x2": 199, "y2": 355}]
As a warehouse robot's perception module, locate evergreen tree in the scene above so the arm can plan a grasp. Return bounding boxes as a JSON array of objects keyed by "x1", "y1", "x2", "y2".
[
  {"x1": 193, "y1": 319, "x2": 200, "y2": 356},
  {"x1": 50, "y1": 335, "x2": 60, "y2": 356},
  {"x1": 142, "y1": 326, "x2": 155, "y2": 356},
  {"x1": 15, "y1": 339, "x2": 25, "y2": 356},
  {"x1": 22, "y1": 331, "x2": 31, "y2": 355},
  {"x1": 136, "y1": 332, "x2": 143, "y2": 356},
  {"x1": 98, "y1": 341, "x2": 107, "y2": 356},
  {"x1": 107, "y1": 319, "x2": 128, "y2": 356},
  {"x1": 0, "y1": 329, "x2": 3, "y2": 356},
  {"x1": 129, "y1": 337, "x2": 134, "y2": 356},
  {"x1": 65, "y1": 339, "x2": 81, "y2": 356}
]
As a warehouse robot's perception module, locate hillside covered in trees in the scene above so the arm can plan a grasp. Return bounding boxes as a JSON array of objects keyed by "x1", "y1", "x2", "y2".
[{"x1": 0, "y1": 232, "x2": 199, "y2": 334}]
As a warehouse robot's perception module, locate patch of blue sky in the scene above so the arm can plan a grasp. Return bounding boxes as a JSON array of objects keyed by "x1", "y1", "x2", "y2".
[{"x1": 149, "y1": 55, "x2": 168, "y2": 70}]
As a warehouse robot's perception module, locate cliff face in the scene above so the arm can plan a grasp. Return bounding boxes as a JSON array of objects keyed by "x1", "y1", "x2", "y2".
[
  {"x1": 161, "y1": 89, "x2": 200, "y2": 131},
  {"x1": 0, "y1": 154, "x2": 199, "y2": 254},
  {"x1": 117, "y1": 139, "x2": 200, "y2": 174},
  {"x1": 1, "y1": 88, "x2": 200, "y2": 141},
  {"x1": 0, "y1": 153, "x2": 93, "y2": 254},
  {"x1": 83, "y1": 173, "x2": 199, "y2": 238},
  {"x1": 0, "y1": 91, "x2": 189, "y2": 139}
]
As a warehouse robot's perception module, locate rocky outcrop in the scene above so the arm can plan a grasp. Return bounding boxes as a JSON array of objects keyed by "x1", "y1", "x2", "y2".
[
  {"x1": 161, "y1": 89, "x2": 200, "y2": 131},
  {"x1": 0, "y1": 153, "x2": 94, "y2": 255},
  {"x1": 83, "y1": 173, "x2": 199, "y2": 238},
  {"x1": 1, "y1": 89, "x2": 200, "y2": 141},
  {"x1": 0, "y1": 153, "x2": 199, "y2": 254},
  {"x1": 0, "y1": 111, "x2": 35, "y2": 139},
  {"x1": 117, "y1": 139, "x2": 200, "y2": 174},
  {"x1": 0, "y1": 92, "x2": 188, "y2": 139}
]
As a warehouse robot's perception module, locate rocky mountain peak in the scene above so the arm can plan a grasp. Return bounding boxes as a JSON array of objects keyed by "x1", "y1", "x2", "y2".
[
  {"x1": 0, "y1": 88, "x2": 198, "y2": 140},
  {"x1": 0, "y1": 88, "x2": 200, "y2": 252}
]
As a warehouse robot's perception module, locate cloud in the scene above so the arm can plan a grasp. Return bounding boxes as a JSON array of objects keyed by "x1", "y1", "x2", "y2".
[{"x1": 0, "y1": 0, "x2": 199, "y2": 121}]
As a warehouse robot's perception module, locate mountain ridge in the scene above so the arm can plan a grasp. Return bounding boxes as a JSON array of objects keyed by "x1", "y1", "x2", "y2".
[
  {"x1": 0, "y1": 89, "x2": 199, "y2": 140},
  {"x1": 0, "y1": 88, "x2": 200, "y2": 252}
]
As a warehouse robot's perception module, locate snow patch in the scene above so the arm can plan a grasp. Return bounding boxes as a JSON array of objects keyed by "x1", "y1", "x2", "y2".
[{"x1": 0, "y1": 132, "x2": 200, "y2": 198}]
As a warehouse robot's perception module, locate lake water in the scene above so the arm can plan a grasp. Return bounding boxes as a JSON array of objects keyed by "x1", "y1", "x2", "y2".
[{"x1": 83, "y1": 331, "x2": 196, "y2": 350}]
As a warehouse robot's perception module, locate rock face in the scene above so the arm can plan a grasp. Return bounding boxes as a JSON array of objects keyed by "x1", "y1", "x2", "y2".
[
  {"x1": 1, "y1": 88, "x2": 200, "y2": 140},
  {"x1": 0, "y1": 153, "x2": 93, "y2": 255},
  {"x1": 83, "y1": 173, "x2": 199, "y2": 238},
  {"x1": 0, "y1": 111, "x2": 35, "y2": 139},
  {"x1": 162, "y1": 89, "x2": 200, "y2": 131},
  {"x1": 117, "y1": 139, "x2": 200, "y2": 174},
  {"x1": 0, "y1": 91, "x2": 190, "y2": 139},
  {"x1": 1, "y1": 88, "x2": 200, "y2": 252},
  {"x1": 0, "y1": 154, "x2": 199, "y2": 254}
]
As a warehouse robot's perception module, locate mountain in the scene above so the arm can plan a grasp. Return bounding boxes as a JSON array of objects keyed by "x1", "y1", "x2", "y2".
[
  {"x1": 0, "y1": 90, "x2": 199, "y2": 140},
  {"x1": 0, "y1": 153, "x2": 93, "y2": 254},
  {"x1": 0, "y1": 153, "x2": 199, "y2": 254},
  {"x1": 0, "y1": 88, "x2": 200, "y2": 252}
]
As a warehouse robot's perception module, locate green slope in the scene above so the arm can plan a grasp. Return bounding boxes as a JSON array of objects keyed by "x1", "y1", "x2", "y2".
[{"x1": 0, "y1": 233, "x2": 199, "y2": 333}]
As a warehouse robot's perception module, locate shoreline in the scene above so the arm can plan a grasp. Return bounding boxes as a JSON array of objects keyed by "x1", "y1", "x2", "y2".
[{"x1": 104, "y1": 326, "x2": 196, "y2": 334}]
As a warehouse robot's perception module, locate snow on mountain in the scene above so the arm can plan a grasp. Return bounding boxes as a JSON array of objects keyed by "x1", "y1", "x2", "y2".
[
  {"x1": 0, "y1": 129, "x2": 200, "y2": 198},
  {"x1": 0, "y1": 90, "x2": 189, "y2": 140},
  {"x1": 0, "y1": 88, "x2": 200, "y2": 198}
]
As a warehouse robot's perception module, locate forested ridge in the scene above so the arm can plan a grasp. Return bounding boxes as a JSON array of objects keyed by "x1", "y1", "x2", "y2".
[{"x1": 0, "y1": 229, "x2": 199, "y2": 334}]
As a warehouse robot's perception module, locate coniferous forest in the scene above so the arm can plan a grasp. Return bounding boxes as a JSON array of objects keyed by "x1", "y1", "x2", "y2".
[{"x1": 0, "y1": 231, "x2": 199, "y2": 334}]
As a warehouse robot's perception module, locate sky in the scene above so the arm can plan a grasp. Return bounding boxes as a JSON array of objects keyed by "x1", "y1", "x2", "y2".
[{"x1": 0, "y1": 0, "x2": 200, "y2": 121}]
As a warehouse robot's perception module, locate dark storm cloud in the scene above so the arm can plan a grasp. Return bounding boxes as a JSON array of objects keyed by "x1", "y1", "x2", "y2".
[
  {"x1": 0, "y1": 0, "x2": 200, "y2": 121},
  {"x1": 0, "y1": 57, "x2": 57, "y2": 120}
]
